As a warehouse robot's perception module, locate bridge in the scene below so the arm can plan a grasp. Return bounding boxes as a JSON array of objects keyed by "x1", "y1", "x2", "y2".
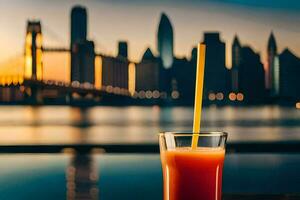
[{"x1": 0, "y1": 21, "x2": 136, "y2": 104}]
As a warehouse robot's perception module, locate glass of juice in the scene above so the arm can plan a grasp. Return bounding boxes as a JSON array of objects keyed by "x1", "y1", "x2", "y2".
[{"x1": 159, "y1": 132, "x2": 227, "y2": 200}]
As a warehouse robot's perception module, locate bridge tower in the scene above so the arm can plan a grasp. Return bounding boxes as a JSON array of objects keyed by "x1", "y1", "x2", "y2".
[
  {"x1": 24, "y1": 21, "x2": 43, "y2": 104},
  {"x1": 25, "y1": 21, "x2": 43, "y2": 81}
]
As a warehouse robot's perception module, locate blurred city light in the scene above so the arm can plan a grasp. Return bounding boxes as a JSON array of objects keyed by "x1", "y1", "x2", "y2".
[
  {"x1": 229, "y1": 92, "x2": 237, "y2": 101},
  {"x1": 237, "y1": 93, "x2": 244, "y2": 101}
]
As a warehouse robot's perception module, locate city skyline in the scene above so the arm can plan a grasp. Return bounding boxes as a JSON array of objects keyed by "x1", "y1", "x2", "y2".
[
  {"x1": 1, "y1": 0, "x2": 300, "y2": 82},
  {"x1": 0, "y1": 4, "x2": 299, "y2": 106}
]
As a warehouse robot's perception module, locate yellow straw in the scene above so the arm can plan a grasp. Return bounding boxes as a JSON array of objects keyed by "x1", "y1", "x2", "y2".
[{"x1": 192, "y1": 43, "x2": 206, "y2": 150}]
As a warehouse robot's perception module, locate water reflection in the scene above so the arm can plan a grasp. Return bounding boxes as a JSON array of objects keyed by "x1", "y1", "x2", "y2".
[
  {"x1": 0, "y1": 153, "x2": 298, "y2": 199},
  {"x1": 0, "y1": 106, "x2": 298, "y2": 145},
  {"x1": 66, "y1": 152, "x2": 99, "y2": 200}
]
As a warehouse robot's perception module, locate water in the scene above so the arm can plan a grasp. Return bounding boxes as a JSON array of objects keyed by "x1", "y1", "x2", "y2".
[
  {"x1": 0, "y1": 105, "x2": 299, "y2": 199},
  {"x1": 0, "y1": 105, "x2": 299, "y2": 145},
  {"x1": 0, "y1": 153, "x2": 299, "y2": 200}
]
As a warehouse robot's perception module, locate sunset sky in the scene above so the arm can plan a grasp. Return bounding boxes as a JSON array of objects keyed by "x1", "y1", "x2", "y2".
[{"x1": 0, "y1": 0, "x2": 300, "y2": 81}]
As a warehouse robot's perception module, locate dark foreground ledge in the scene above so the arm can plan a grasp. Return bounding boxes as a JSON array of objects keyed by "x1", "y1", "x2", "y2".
[
  {"x1": 0, "y1": 141, "x2": 300, "y2": 153},
  {"x1": 223, "y1": 194, "x2": 299, "y2": 200}
]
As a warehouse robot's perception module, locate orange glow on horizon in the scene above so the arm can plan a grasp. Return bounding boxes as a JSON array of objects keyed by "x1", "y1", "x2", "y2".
[
  {"x1": 95, "y1": 56, "x2": 102, "y2": 89},
  {"x1": 24, "y1": 32, "x2": 32, "y2": 79},
  {"x1": 36, "y1": 33, "x2": 43, "y2": 81},
  {"x1": 128, "y1": 63, "x2": 136, "y2": 96},
  {"x1": 42, "y1": 52, "x2": 70, "y2": 82},
  {"x1": 36, "y1": 49, "x2": 43, "y2": 80},
  {"x1": 0, "y1": 75, "x2": 24, "y2": 86},
  {"x1": 0, "y1": 54, "x2": 24, "y2": 79}
]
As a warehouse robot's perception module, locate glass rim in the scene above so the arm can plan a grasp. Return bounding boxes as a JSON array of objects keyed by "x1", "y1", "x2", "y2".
[{"x1": 158, "y1": 131, "x2": 228, "y2": 137}]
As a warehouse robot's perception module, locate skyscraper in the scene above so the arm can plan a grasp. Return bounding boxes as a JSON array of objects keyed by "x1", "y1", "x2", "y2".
[
  {"x1": 72, "y1": 40, "x2": 95, "y2": 84},
  {"x1": 231, "y1": 35, "x2": 242, "y2": 92},
  {"x1": 157, "y1": 13, "x2": 174, "y2": 69},
  {"x1": 279, "y1": 49, "x2": 300, "y2": 99},
  {"x1": 135, "y1": 47, "x2": 162, "y2": 92},
  {"x1": 171, "y1": 56, "x2": 195, "y2": 104},
  {"x1": 70, "y1": 6, "x2": 88, "y2": 83},
  {"x1": 202, "y1": 32, "x2": 228, "y2": 100},
  {"x1": 267, "y1": 32, "x2": 279, "y2": 96},
  {"x1": 101, "y1": 56, "x2": 129, "y2": 90},
  {"x1": 71, "y1": 6, "x2": 87, "y2": 47},
  {"x1": 239, "y1": 46, "x2": 265, "y2": 102},
  {"x1": 117, "y1": 41, "x2": 128, "y2": 59}
]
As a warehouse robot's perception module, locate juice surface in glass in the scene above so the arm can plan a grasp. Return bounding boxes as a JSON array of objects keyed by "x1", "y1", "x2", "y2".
[{"x1": 161, "y1": 147, "x2": 225, "y2": 200}]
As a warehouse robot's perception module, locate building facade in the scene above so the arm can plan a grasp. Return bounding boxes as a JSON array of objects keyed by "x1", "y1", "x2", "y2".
[
  {"x1": 72, "y1": 40, "x2": 95, "y2": 84},
  {"x1": 279, "y1": 49, "x2": 300, "y2": 100},
  {"x1": 101, "y1": 57, "x2": 129, "y2": 90},
  {"x1": 202, "y1": 32, "x2": 228, "y2": 101},
  {"x1": 239, "y1": 46, "x2": 265, "y2": 102},
  {"x1": 135, "y1": 48, "x2": 162, "y2": 92}
]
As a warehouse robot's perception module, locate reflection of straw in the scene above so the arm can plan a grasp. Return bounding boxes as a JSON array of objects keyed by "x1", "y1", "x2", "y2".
[{"x1": 192, "y1": 43, "x2": 206, "y2": 150}]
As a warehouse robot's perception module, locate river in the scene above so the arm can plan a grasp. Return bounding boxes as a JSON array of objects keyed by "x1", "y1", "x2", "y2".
[{"x1": 0, "y1": 105, "x2": 299, "y2": 145}]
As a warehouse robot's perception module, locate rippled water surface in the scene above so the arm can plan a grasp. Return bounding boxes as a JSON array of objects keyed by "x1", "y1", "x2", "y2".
[{"x1": 0, "y1": 106, "x2": 299, "y2": 144}]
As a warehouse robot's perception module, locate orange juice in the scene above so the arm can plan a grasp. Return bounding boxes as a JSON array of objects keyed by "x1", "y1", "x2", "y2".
[{"x1": 161, "y1": 147, "x2": 225, "y2": 200}]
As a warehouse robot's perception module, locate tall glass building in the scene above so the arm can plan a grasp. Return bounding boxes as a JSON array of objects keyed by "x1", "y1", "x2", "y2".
[{"x1": 157, "y1": 13, "x2": 174, "y2": 69}]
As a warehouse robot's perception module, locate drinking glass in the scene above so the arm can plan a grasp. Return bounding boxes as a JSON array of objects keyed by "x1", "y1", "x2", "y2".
[{"x1": 159, "y1": 132, "x2": 227, "y2": 200}]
